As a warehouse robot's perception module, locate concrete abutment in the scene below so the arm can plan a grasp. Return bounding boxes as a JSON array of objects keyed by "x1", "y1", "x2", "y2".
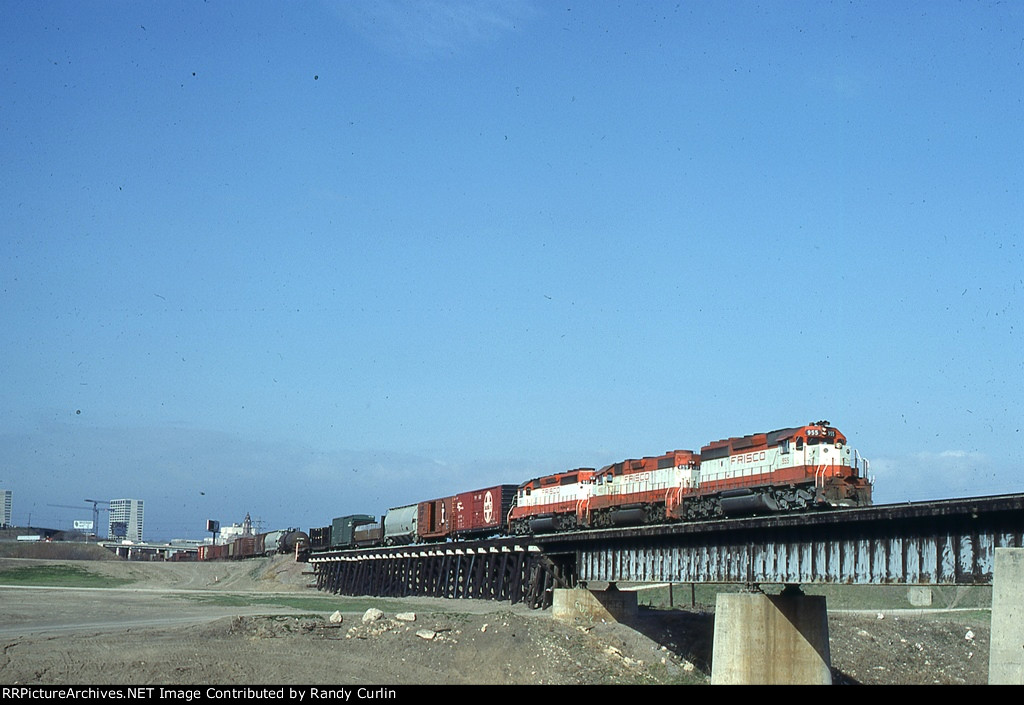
[{"x1": 989, "y1": 547, "x2": 1024, "y2": 685}]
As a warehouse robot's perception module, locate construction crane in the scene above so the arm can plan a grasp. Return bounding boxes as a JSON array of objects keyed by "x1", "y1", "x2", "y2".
[
  {"x1": 46, "y1": 500, "x2": 110, "y2": 538},
  {"x1": 84, "y1": 499, "x2": 110, "y2": 537}
]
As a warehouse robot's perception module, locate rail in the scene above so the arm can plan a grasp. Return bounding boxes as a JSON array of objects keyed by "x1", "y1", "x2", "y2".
[{"x1": 310, "y1": 493, "x2": 1024, "y2": 606}]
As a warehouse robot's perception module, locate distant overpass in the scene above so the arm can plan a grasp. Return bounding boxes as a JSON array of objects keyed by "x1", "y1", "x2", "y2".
[{"x1": 98, "y1": 541, "x2": 199, "y2": 561}]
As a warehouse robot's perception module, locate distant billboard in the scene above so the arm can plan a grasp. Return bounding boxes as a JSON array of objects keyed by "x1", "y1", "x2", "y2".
[
  {"x1": 206, "y1": 519, "x2": 220, "y2": 533},
  {"x1": 73, "y1": 520, "x2": 94, "y2": 531}
]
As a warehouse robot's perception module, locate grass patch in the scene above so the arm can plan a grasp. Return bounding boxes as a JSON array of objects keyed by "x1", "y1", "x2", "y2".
[
  {"x1": 800, "y1": 583, "x2": 992, "y2": 611},
  {"x1": 0, "y1": 564, "x2": 133, "y2": 588}
]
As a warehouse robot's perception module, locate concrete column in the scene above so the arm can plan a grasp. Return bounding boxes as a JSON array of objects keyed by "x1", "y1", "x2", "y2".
[
  {"x1": 552, "y1": 585, "x2": 638, "y2": 626},
  {"x1": 989, "y1": 548, "x2": 1024, "y2": 685},
  {"x1": 711, "y1": 591, "x2": 831, "y2": 685}
]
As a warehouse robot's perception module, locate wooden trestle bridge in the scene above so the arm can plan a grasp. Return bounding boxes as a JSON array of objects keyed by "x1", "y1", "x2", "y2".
[
  {"x1": 309, "y1": 537, "x2": 574, "y2": 609},
  {"x1": 308, "y1": 493, "x2": 1024, "y2": 609}
]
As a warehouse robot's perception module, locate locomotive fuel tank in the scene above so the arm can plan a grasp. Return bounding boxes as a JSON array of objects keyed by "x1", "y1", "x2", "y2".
[{"x1": 719, "y1": 489, "x2": 781, "y2": 515}]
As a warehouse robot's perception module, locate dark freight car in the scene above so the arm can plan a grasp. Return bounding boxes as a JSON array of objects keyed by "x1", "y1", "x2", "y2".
[
  {"x1": 229, "y1": 536, "x2": 256, "y2": 559},
  {"x1": 309, "y1": 525, "x2": 331, "y2": 550},
  {"x1": 331, "y1": 514, "x2": 378, "y2": 549}
]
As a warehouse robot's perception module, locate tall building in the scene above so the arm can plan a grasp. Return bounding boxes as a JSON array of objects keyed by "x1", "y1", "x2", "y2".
[
  {"x1": 0, "y1": 490, "x2": 11, "y2": 528},
  {"x1": 108, "y1": 499, "x2": 144, "y2": 542}
]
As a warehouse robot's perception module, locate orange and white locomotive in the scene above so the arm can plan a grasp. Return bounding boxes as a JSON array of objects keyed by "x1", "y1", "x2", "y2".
[{"x1": 509, "y1": 421, "x2": 871, "y2": 535}]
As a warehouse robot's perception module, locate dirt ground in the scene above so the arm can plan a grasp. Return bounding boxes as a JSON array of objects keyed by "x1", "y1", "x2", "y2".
[{"x1": 0, "y1": 554, "x2": 991, "y2": 685}]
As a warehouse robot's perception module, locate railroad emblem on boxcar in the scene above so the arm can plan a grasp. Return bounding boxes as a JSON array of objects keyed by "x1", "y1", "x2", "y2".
[{"x1": 483, "y1": 491, "x2": 494, "y2": 523}]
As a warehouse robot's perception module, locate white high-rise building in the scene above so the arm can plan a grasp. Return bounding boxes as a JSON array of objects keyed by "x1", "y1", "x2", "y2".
[
  {"x1": 1, "y1": 490, "x2": 11, "y2": 528},
  {"x1": 108, "y1": 499, "x2": 144, "y2": 541}
]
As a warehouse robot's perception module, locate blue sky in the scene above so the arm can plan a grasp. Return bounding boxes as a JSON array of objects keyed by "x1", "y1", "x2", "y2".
[{"x1": 2, "y1": 1, "x2": 1022, "y2": 541}]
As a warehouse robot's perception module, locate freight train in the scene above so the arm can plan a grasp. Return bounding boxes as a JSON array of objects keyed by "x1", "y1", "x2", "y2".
[
  {"x1": 197, "y1": 527, "x2": 308, "y2": 561},
  {"x1": 307, "y1": 421, "x2": 872, "y2": 553},
  {"x1": 310, "y1": 485, "x2": 519, "y2": 550}
]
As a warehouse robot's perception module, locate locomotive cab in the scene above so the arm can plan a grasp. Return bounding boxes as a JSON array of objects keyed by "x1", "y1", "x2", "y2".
[
  {"x1": 697, "y1": 421, "x2": 872, "y2": 515},
  {"x1": 770, "y1": 421, "x2": 872, "y2": 507}
]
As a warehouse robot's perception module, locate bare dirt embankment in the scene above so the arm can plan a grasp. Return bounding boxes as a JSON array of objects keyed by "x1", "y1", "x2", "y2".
[{"x1": 0, "y1": 550, "x2": 991, "y2": 685}]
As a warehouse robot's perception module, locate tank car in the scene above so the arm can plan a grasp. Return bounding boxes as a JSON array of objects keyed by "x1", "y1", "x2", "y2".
[{"x1": 260, "y1": 528, "x2": 309, "y2": 555}]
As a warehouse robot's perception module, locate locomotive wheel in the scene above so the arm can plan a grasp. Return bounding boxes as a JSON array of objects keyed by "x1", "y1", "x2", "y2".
[
  {"x1": 684, "y1": 498, "x2": 719, "y2": 521},
  {"x1": 773, "y1": 485, "x2": 817, "y2": 512}
]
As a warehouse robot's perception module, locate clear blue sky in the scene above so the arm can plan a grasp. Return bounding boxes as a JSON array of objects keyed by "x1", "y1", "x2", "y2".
[{"x1": 2, "y1": 1, "x2": 1022, "y2": 541}]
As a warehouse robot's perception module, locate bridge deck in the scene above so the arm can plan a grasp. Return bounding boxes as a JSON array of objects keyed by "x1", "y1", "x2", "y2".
[
  {"x1": 537, "y1": 493, "x2": 1024, "y2": 585},
  {"x1": 310, "y1": 494, "x2": 1024, "y2": 606}
]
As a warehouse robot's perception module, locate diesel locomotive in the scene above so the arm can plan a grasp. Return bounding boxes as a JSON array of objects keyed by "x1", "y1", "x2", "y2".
[{"x1": 309, "y1": 420, "x2": 872, "y2": 553}]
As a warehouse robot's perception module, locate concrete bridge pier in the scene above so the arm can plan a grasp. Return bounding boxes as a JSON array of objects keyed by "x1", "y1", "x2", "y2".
[
  {"x1": 711, "y1": 586, "x2": 832, "y2": 685},
  {"x1": 989, "y1": 547, "x2": 1024, "y2": 685},
  {"x1": 552, "y1": 583, "x2": 638, "y2": 625},
  {"x1": 554, "y1": 583, "x2": 830, "y2": 685}
]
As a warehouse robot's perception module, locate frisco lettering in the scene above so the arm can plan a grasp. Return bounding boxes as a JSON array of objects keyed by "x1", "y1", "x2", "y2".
[{"x1": 731, "y1": 451, "x2": 767, "y2": 465}]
